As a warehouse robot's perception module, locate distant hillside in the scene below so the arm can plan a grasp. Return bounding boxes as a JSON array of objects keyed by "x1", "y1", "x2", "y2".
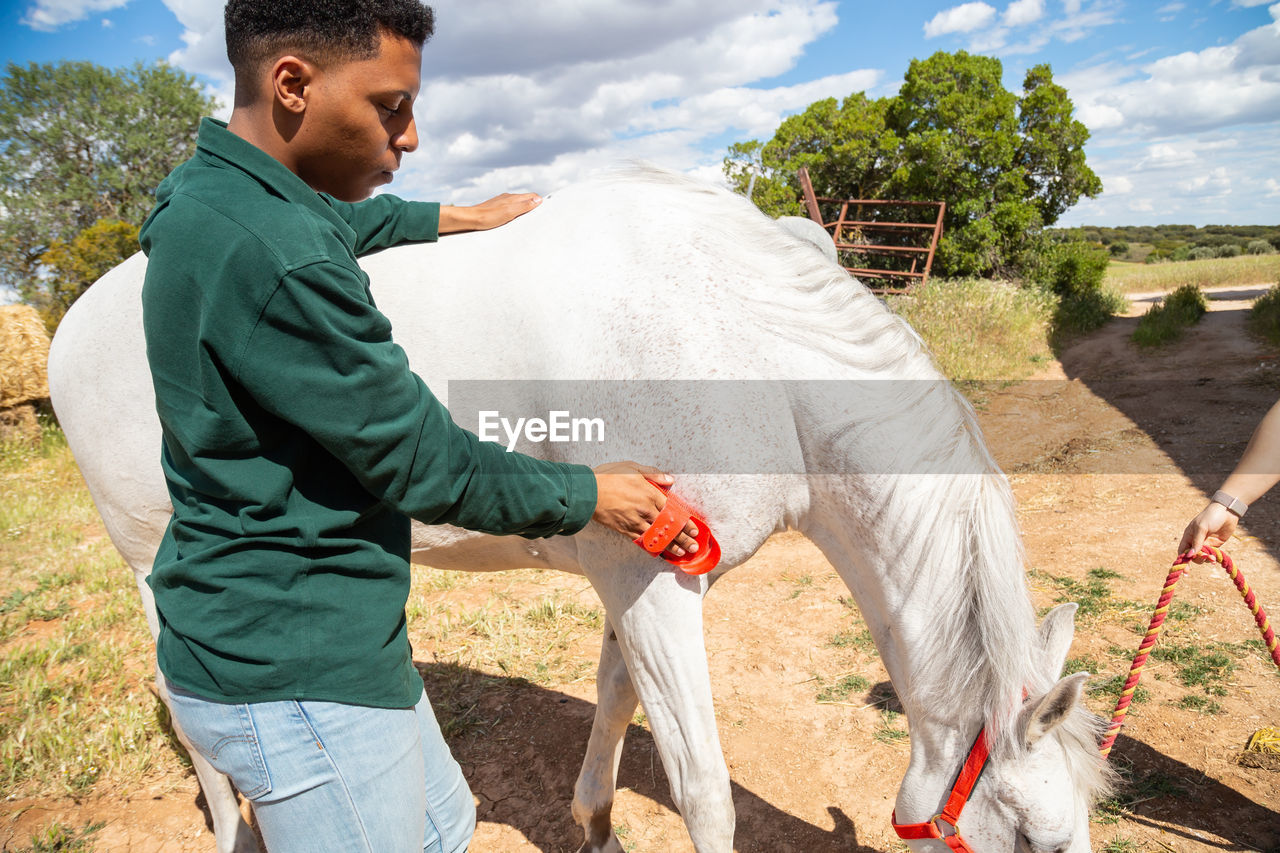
[{"x1": 1048, "y1": 224, "x2": 1280, "y2": 263}]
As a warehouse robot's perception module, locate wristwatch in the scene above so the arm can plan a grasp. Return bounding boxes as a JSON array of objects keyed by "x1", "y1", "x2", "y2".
[{"x1": 1212, "y1": 490, "x2": 1248, "y2": 518}]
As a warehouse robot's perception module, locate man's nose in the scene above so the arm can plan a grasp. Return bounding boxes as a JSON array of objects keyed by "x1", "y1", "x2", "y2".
[{"x1": 395, "y1": 117, "x2": 418, "y2": 153}]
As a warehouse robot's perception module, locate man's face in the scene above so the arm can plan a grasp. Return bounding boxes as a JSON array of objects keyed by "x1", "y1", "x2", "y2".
[{"x1": 293, "y1": 31, "x2": 422, "y2": 202}]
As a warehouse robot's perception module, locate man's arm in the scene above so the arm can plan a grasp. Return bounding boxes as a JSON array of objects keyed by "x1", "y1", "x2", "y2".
[
  {"x1": 326, "y1": 192, "x2": 542, "y2": 255},
  {"x1": 234, "y1": 258, "x2": 698, "y2": 552},
  {"x1": 439, "y1": 193, "x2": 541, "y2": 233}
]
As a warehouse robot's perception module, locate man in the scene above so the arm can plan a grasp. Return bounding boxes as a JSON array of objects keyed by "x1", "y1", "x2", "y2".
[{"x1": 139, "y1": 1, "x2": 697, "y2": 850}]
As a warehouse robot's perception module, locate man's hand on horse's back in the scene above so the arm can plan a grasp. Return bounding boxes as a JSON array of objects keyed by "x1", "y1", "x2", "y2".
[
  {"x1": 591, "y1": 462, "x2": 699, "y2": 559},
  {"x1": 440, "y1": 193, "x2": 542, "y2": 233}
]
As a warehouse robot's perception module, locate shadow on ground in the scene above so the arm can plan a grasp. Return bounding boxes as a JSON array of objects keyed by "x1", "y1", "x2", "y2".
[
  {"x1": 418, "y1": 660, "x2": 875, "y2": 853},
  {"x1": 1105, "y1": 733, "x2": 1280, "y2": 852}
]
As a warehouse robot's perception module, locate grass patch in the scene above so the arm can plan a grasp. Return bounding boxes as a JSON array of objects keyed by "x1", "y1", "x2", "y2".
[
  {"x1": 1092, "y1": 756, "x2": 1189, "y2": 824},
  {"x1": 886, "y1": 277, "x2": 1055, "y2": 382},
  {"x1": 1150, "y1": 641, "x2": 1235, "y2": 693},
  {"x1": 829, "y1": 626, "x2": 876, "y2": 651},
  {"x1": 1099, "y1": 838, "x2": 1140, "y2": 853},
  {"x1": 0, "y1": 423, "x2": 169, "y2": 800},
  {"x1": 815, "y1": 673, "x2": 871, "y2": 703},
  {"x1": 873, "y1": 709, "x2": 909, "y2": 744},
  {"x1": 1131, "y1": 284, "x2": 1208, "y2": 347},
  {"x1": 1032, "y1": 567, "x2": 1129, "y2": 618},
  {"x1": 1105, "y1": 253, "x2": 1280, "y2": 294},
  {"x1": 1088, "y1": 674, "x2": 1151, "y2": 705},
  {"x1": 1062, "y1": 655, "x2": 1100, "y2": 676},
  {"x1": 1247, "y1": 283, "x2": 1280, "y2": 346},
  {"x1": 9, "y1": 821, "x2": 105, "y2": 853},
  {"x1": 1176, "y1": 694, "x2": 1222, "y2": 714}
]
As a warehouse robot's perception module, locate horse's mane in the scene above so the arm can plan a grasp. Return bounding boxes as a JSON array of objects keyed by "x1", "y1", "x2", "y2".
[{"x1": 584, "y1": 163, "x2": 1112, "y2": 802}]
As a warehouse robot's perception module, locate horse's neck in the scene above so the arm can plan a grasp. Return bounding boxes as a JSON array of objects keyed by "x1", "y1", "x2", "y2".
[{"x1": 791, "y1": 370, "x2": 1038, "y2": 808}]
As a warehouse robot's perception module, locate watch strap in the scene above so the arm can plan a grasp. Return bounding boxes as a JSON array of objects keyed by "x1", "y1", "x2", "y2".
[{"x1": 1212, "y1": 490, "x2": 1248, "y2": 518}]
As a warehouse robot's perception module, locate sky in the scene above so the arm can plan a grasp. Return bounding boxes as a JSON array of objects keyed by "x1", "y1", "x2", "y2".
[{"x1": 2, "y1": 0, "x2": 1278, "y2": 227}]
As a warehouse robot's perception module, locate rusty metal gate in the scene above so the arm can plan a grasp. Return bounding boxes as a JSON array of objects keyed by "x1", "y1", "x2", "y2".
[{"x1": 797, "y1": 167, "x2": 945, "y2": 292}]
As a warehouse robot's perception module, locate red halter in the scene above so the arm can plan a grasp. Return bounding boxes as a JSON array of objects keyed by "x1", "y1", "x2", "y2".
[{"x1": 891, "y1": 727, "x2": 991, "y2": 852}]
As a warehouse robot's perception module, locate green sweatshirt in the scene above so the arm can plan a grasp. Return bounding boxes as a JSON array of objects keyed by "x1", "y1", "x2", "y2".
[{"x1": 139, "y1": 118, "x2": 597, "y2": 708}]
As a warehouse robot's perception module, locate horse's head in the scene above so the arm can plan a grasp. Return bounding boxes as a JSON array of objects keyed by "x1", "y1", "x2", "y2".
[{"x1": 897, "y1": 604, "x2": 1113, "y2": 853}]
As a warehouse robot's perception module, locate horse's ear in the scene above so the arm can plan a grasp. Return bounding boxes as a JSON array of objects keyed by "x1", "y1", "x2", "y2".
[
  {"x1": 1023, "y1": 672, "x2": 1088, "y2": 748},
  {"x1": 1038, "y1": 602, "x2": 1077, "y2": 678}
]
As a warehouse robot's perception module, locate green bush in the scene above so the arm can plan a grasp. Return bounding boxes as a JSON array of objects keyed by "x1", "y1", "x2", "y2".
[
  {"x1": 1054, "y1": 286, "x2": 1127, "y2": 337},
  {"x1": 1216, "y1": 244, "x2": 1243, "y2": 258},
  {"x1": 1188, "y1": 246, "x2": 1217, "y2": 261},
  {"x1": 1248, "y1": 240, "x2": 1276, "y2": 255},
  {"x1": 1037, "y1": 241, "x2": 1110, "y2": 296},
  {"x1": 1108, "y1": 241, "x2": 1129, "y2": 257},
  {"x1": 1132, "y1": 284, "x2": 1208, "y2": 347},
  {"x1": 1248, "y1": 284, "x2": 1280, "y2": 346}
]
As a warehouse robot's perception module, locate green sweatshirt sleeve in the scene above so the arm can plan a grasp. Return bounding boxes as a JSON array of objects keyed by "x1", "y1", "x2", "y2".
[
  {"x1": 233, "y1": 259, "x2": 597, "y2": 537},
  {"x1": 322, "y1": 194, "x2": 441, "y2": 256}
]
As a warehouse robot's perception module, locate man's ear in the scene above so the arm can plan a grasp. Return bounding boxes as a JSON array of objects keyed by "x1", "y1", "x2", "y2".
[{"x1": 270, "y1": 56, "x2": 313, "y2": 114}]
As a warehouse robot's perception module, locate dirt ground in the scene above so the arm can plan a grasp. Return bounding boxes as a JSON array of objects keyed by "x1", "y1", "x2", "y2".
[{"x1": 6, "y1": 286, "x2": 1280, "y2": 852}]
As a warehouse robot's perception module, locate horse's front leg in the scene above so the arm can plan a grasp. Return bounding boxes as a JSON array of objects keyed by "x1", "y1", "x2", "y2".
[
  {"x1": 572, "y1": 615, "x2": 638, "y2": 853},
  {"x1": 133, "y1": 571, "x2": 260, "y2": 853},
  {"x1": 584, "y1": 560, "x2": 734, "y2": 853}
]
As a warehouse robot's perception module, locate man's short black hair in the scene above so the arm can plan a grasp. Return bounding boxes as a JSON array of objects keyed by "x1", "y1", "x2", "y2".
[{"x1": 225, "y1": 0, "x2": 434, "y2": 75}]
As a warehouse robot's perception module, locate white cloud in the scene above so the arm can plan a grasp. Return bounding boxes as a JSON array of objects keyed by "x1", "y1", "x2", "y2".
[
  {"x1": 20, "y1": 0, "x2": 128, "y2": 31},
  {"x1": 1062, "y1": 0, "x2": 1083, "y2": 13},
  {"x1": 1104, "y1": 175, "x2": 1133, "y2": 194},
  {"x1": 1231, "y1": 0, "x2": 1273, "y2": 7},
  {"x1": 154, "y1": 0, "x2": 861, "y2": 201},
  {"x1": 100, "y1": 16, "x2": 112, "y2": 27},
  {"x1": 1175, "y1": 165, "x2": 1232, "y2": 198},
  {"x1": 1264, "y1": 178, "x2": 1280, "y2": 197},
  {"x1": 1128, "y1": 198, "x2": 1155, "y2": 212},
  {"x1": 1059, "y1": 8, "x2": 1280, "y2": 138},
  {"x1": 923, "y1": 2, "x2": 997, "y2": 38},
  {"x1": 1003, "y1": 0, "x2": 1045, "y2": 27}
]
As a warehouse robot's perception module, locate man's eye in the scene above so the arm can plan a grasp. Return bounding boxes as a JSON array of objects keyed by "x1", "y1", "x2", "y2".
[{"x1": 380, "y1": 103, "x2": 400, "y2": 116}]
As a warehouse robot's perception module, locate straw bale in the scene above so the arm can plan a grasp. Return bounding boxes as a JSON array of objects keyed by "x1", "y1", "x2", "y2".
[
  {"x1": 0, "y1": 304, "x2": 51, "y2": 408},
  {"x1": 0, "y1": 402, "x2": 40, "y2": 445}
]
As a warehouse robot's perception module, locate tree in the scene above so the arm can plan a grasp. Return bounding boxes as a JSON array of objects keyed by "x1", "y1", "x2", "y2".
[
  {"x1": 0, "y1": 61, "x2": 216, "y2": 322},
  {"x1": 36, "y1": 219, "x2": 140, "y2": 331},
  {"x1": 723, "y1": 51, "x2": 1100, "y2": 279}
]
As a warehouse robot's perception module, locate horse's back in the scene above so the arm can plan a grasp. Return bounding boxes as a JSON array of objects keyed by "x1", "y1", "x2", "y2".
[{"x1": 50, "y1": 170, "x2": 822, "y2": 574}]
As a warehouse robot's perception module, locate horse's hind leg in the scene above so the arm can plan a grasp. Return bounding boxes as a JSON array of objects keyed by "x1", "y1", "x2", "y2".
[
  {"x1": 572, "y1": 616, "x2": 638, "y2": 853},
  {"x1": 584, "y1": 562, "x2": 734, "y2": 853},
  {"x1": 133, "y1": 569, "x2": 260, "y2": 853}
]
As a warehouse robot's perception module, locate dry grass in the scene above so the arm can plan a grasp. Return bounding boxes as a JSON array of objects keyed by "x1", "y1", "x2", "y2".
[
  {"x1": 887, "y1": 276, "x2": 1057, "y2": 382},
  {"x1": 0, "y1": 305, "x2": 50, "y2": 409},
  {"x1": 0, "y1": 423, "x2": 176, "y2": 800},
  {"x1": 1105, "y1": 254, "x2": 1280, "y2": 295}
]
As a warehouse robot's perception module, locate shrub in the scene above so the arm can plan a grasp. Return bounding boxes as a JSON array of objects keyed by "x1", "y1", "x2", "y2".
[
  {"x1": 1132, "y1": 284, "x2": 1208, "y2": 347},
  {"x1": 1248, "y1": 240, "x2": 1276, "y2": 255},
  {"x1": 1054, "y1": 286, "x2": 1127, "y2": 337},
  {"x1": 1188, "y1": 246, "x2": 1217, "y2": 261},
  {"x1": 1216, "y1": 244, "x2": 1243, "y2": 258},
  {"x1": 1108, "y1": 241, "x2": 1129, "y2": 257},
  {"x1": 1036, "y1": 241, "x2": 1110, "y2": 296},
  {"x1": 1248, "y1": 284, "x2": 1280, "y2": 346}
]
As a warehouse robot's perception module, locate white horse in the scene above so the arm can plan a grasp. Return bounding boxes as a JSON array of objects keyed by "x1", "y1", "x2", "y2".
[{"x1": 49, "y1": 166, "x2": 1110, "y2": 853}]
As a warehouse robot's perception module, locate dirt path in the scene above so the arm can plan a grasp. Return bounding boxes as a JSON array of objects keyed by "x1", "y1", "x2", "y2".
[{"x1": 6, "y1": 287, "x2": 1280, "y2": 852}]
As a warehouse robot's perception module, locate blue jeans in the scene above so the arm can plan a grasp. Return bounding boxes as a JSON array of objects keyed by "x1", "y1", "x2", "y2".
[{"x1": 166, "y1": 682, "x2": 475, "y2": 853}]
